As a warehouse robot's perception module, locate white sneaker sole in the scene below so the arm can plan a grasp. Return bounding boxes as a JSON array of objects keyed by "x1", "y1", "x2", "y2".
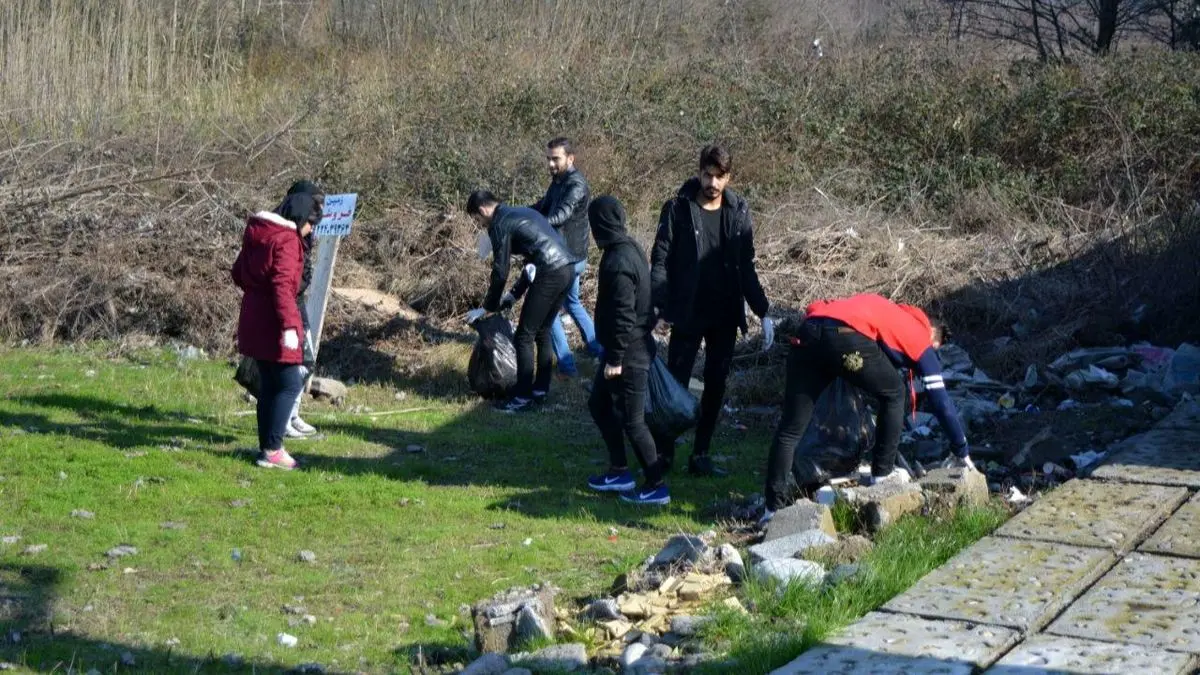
[
  {"x1": 588, "y1": 482, "x2": 636, "y2": 493},
  {"x1": 621, "y1": 495, "x2": 671, "y2": 506},
  {"x1": 255, "y1": 459, "x2": 295, "y2": 470}
]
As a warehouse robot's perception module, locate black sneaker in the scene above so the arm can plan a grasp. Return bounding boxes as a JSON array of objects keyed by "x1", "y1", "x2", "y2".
[
  {"x1": 531, "y1": 390, "x2": 548, "y2": 406},
  {"x1": 494, "y1": 397, "x2": 533, "y2": 414},
  {"x1": 688, "y1": 455, "x2": 729, "y2": 477}
]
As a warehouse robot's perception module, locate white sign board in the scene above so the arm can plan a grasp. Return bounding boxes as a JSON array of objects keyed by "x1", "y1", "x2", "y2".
[{"x1": 314, "y1": 193, "x2": 358, "y2": 237}]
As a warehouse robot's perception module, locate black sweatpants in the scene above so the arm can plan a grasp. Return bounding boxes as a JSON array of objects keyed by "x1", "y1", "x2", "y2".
[
  {"x1": 514, "y1": 263, "x2": 573, "y2": 399},
  {"x1": 764, "y1": 319, "x2": 906, "y2": 511},
  {"x1": 589, "y1": 362, "x2": 666, "y2": 486},
  {"x1": 655, "y1": 318, "x2": 739, "y2": 464},
  {"x1": 256, "y1": 360, "x2": 306, "y2": 451}
]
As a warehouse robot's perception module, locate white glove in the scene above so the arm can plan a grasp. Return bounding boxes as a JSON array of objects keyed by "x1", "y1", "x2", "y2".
[
  {"x1": 283, "y1": 329, "x2": 300, "y2": 350},
  {"x1": 761, "y1": 317, "x2": 776, "y2": 352},
  {"x1": 500, "y1": 292, "x2": 516, "y2": 309},
  {"x1": 524, "y1": 263, "x2": 537, "y2": 282},
  {"x1": 465, "y1": 308, "x2": 487, "y2": 325}
]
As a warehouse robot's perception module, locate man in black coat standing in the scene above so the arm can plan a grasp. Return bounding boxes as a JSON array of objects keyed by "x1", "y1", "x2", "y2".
[
  {"x1": 585, "y1": 196, "x2": 669, "y2": 506},
  {"x1": 651, "y1": 145, "x2": 776, "y2": 477}
]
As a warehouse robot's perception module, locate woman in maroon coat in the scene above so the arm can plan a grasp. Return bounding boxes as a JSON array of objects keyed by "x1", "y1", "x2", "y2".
[{"x1": 232, "y1": 193, "x2": 321, "y2": 469}]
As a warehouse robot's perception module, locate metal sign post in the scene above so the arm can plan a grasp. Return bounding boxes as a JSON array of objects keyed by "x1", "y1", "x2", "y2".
[{"x1": 305, "y1": 193, "x2": 358, "y2": 361}]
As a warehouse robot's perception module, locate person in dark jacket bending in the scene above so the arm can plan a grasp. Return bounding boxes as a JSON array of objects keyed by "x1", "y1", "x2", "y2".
[
  {"x1": 231, "y1": 192, "x2": 323, "y2": 470},
  {"x1": 651, "y1": 145, "x2": 776, "y2": 477},
  {"x1": 531, "y1": 137, "x2": 601, "y2": 377},
  {"x1": 466, "y1": 190, "x2": 579, "y2": 413},
  {"x1": 584, "y1": 196, "x2": 670, "y2": 506}
]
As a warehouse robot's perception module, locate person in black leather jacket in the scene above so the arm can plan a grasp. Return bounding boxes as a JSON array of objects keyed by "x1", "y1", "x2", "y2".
[
  {"x1": 584, "y1": 196, "x2": 670, "y2": 506},
  {"x1": 651, "y1": 145, "x2": 777, "y2": 477},
  {"x1": 466, "y1": 189, "x2": 579, "y2": 413},
  {"x1": 531, "y1": 138, "x2": 601, "y2": 376}
]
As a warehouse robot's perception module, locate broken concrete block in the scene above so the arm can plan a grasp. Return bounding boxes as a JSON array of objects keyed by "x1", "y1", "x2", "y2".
[
  {"x1": 842, "y1": 481, "x2": 926, "y2": 531},
  {"x1": 752, "y1": 558, "x2": 826, "y2": 589},
  {"x1": 919, "y1": 467, "x2": 989, "y2": 510},
  {"x1": 509, "y1": 643, "x2": 587, "y2": 672},
  {"x1": 651, "y1": 535, "x2": 709, "y2": 568},
  {"x1": 472, "y1": 586, "x2": 557, "y2": 653},
  {"x1": 718, "y1": 543, "x2": 746, "y2": 584},
  {"x1": 749, "y1": 529, "x2": 837, "y2": 564},
  {"x1": 309, "y1": 377, "x2": 347, "y2": 403},
  {"x1": 461, "y1": 653, "x2": 509, "y2": 675},
  {"x1": 763, "y1": 500, "x2": 836, "y2": 542}
]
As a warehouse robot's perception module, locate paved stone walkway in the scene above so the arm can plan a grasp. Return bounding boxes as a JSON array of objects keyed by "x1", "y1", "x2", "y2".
[{"x1": 772, "y1": 401, "x2": 1200, "y2": 674}]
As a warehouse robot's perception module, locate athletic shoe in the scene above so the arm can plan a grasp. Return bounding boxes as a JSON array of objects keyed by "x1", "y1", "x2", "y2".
[
  {"x1": 495, "y1": 397, "x2": 533, "y2": 414},
  {"x1": 284, "y1": 422, "x2": 314, "y2": 440},
  {"x1": 620, "y1": 483, "x2": 671, "y2": 506},
  {"x1": 757, "y1": 508, "x2": 776, "y2": 528},
  {"x1": 255, "y1": 449, "x2": 297, "y2": 470},
  {"x1": 290, "y1": 416, "x2": 317, "y2": 435},
  {"x1": 531, "y1": 390, "x2": 548, "y2": 405},
  {"x1": 941, "y1": 455, "x2": 977, "y2": 472},
  {"x1": 862, "y1": 467, "x2": 911, "y2": 487},
  {"x1": 687, "y1": 455, "x2": 729, "y2": 477},
  {"x1": 587, "y1": 469, "x2": 636, "y2": 492}
]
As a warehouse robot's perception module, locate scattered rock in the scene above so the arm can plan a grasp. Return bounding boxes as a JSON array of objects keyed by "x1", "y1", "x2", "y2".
[
  {"x1": 748, "y1": 529, "x2": 837, "y2": 564},
  {"x1": 425, "y1": 614, "x2": 448, "y2": 628},
  {"x1": 919, "y1": 467, "x2": 989, "y2": 509},
  {"x1": 1, "y1": 536, "x2": 19, "y2": 545},
  {"x1": 802, "y1": 535, "x2": 875, "y2": 566},
  {"x1": 622, "y1": 643, "x2": 648, "y2": 668},
  {"x1": 461, "y1": 653, "x2": 509, "y2": 675},
  {"x1": 600, "y1": 619, "x2": 633, "y2": 640},
  {"x1": 229, "y1": 499, "x2": 250, "y2": 508},
  {"x1": 583, "y1": 597, "x2": 622, "y2": 621},
  {"x1": 651, "y1": 535, "x2": 709, "y2": 568},
  {"x1": 282, "y1": 603, "x2": 308, "y2": 615},
  {"x1": 160, "y1": 521, "x2": 187, "y2": 530},
  {"x1": 165, "y1": 638, "x2": 181, "y2": 647},
  {"x1": 752, "y1": 558, "x2": 826, "y2": 589},
  {"x1": 58, "y1": 471, "x2": 68, "y2": 480},
  {"x1": 298, "y1": 550, "x2": 317, "y2": 563},
  {"x1": 106, "y1": 545, "x2": 138, "y2": 558},
  {"x1": 472, "y1": 585, "x2": 558, "y2": 653},
  {"x1": 310, "y1": 377, "x2": 348, "y2": 404},
  {"x1": 828, "y1": 564, "x2": 862, "y2": 584},
  {"x1": 21, "y1": 544, "x2": 46, "y2": 555},
  {"x1": 718, "y1": 543, "x2": 746, "y2": 584},
  {"x1": 510, "y1": 643, "x2": 588, "y2": 672},
  {"x1": 86, "y1": 562, "x2": 108, "y2": 571},
  {"x1": 840, "y1": 481, "x2": 926, "y2": 531},
  {"x1": 277, "y1": 632, "x2": 298, "y2": 648},
  {"x1": 515, "y1": 605, "x2": 552, "y2": 643},
  {"x1": 763, "y1": 500, "x2": 836, "y2": 541},
  {"x1": 669, "y1": 615, "x2": 711, "y2": 637},
  {"x1": 71, "y1": 509, "x2": 95, "y2": 519},
  {"x1": 303, "y1": 614, "x2": 317, "y2": 625},
  {"x1": 119, "y1": 651, "x2": 136, "y2": 666}
]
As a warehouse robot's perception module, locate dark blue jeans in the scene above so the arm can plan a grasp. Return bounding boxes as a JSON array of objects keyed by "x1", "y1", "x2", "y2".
[{"x1": 255, "y1": 360, "x2": 306, "y2": 451}]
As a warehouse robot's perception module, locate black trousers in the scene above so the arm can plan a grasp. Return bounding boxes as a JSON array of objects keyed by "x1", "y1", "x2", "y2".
[
  {"x1": 655, "y1": 318, "x2": 739, "y2": 463},
  {"x1": 514, "y1": 264, "x2": 573, "y2": 399},
  {"x1": 256, "y1": 360, "x2": 306, "y2": 451},
  {"x1": 764, "y1": 320, "x2": 906, "y2": 511},
  {"x1": 589, "y1": 363, "x2": 665, "y2": 486}
]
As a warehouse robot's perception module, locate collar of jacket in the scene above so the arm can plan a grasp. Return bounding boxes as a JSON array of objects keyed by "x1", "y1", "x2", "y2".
[
  {"x1": 251, "y1": 211, "x2": 297, "y2": 230},
  {"x1": 551, "y1": 167, "x2": 578, "y2": 184}
]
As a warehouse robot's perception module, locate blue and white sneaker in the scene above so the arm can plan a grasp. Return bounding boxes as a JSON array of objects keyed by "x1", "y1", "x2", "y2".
[
  {"x1": 620, "y1": 484, "x2": 671, "y2": 506},
  {"x1": 587, "y1": 469, "x2": 636, "y2": 493},
  {"x1": 494, "y1": 397, "x2": 533, "y2": 414}
]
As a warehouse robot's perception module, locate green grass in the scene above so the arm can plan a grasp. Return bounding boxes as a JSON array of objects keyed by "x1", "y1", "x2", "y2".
[
  {"x1": 0, "y1": 344, "x2": 1007, "y2": 674},
  {"x1": 695, "y1": 505, "x2": 1009, "y2": 674}
]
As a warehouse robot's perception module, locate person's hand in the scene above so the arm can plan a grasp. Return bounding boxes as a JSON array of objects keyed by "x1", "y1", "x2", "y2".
[
  {"x1": 761, "y1": 317, "x2": 776, "y2": 352},
  {"x1": 499, "y1": 292, "x2": 516, "y2": 310},
  {"x1": 283, "y1": 329, "x2": 300, "y2": 350},
  {"x1": 604, "y1": 364, "x2": 623, "y2": 379},
  {"x1": 465, "y1": 308, "x2": 487, "y2": 325}
]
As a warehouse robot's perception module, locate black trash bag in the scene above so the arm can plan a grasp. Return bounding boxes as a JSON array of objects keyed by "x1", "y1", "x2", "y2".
[
  {"x1": 645, "y1": 355, "x2": 699, "y2": 439},
  {"x1": 468, "y1": 314, "x2": 518, "y2": 399},
  {"x1": 234, "y1": 356, "x2": 261, "y2": 397},
  {"x1": 791, "y1": 378, "x2": 876, "y2": 486}
]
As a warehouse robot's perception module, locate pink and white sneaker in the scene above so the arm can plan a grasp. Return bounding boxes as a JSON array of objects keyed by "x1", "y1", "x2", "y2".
[{"x1": 255, "y1": 449, "x2": 297, "y2": 470}]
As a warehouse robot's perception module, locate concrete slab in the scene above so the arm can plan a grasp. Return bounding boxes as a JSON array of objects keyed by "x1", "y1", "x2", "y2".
[
  {"x1": 985, "y1": 634, "x2": 1197, "y2": 674},
  {"x1": 882, "y1": 537, "x2": 1115, "y2": 632},
  {"x1": 1048, "y1": 553, "x2": 1200, "y2": 654},
  {"x1": 1140, "y1": 491, "x2": 1200, "y2": 558},
  {"x1": 1091, "y1": 401, "x2": 1200, "y2": 487},
  {"x1": 769, "y1": 611, "x2": 1021, "y2": 673},
  {"x1": 994, "y1": 479, "x2": 1187, "y2": 552}
]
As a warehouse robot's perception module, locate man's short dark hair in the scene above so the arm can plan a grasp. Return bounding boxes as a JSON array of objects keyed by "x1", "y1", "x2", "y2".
[
  {"x1": 698, "y1": 145, "x2": 732, "y2": 176},
  {"x1": 547, "y1": 137, "x2": 574, "y2": 155},
  {"x1": 466, "y1": 190, "x2": 498, "y2": 217}
]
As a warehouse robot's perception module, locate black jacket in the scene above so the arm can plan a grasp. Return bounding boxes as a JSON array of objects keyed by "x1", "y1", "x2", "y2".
[
  {"x1": 650, "y1": 178, "x2": 769, "y2": 333},
  {"x1": 484, "y1": 205, "x2": 578, "y2": 311},
  {"x1": 591, "y1": 196, "x2": 654, "y2": 369},
  {"x1": 533, "y1": 168, "x2": 591, "y2": 261}
]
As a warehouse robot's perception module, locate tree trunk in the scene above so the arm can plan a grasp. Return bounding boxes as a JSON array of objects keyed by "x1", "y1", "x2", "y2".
[{"x1": 1096, "y1": 0, "x2": 1120, "y2": 53}]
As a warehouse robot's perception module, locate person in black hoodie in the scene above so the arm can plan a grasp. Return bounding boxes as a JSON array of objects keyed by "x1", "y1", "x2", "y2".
[
  {"x1": 282, "y1": 179, "x2": 324, "y2": 439},
  {"x1": 584, "y1": 196, "x2": 670, "y2": 506},
  {"x1": 651, "y1": 145, "x2": 776, "y2": 477}
]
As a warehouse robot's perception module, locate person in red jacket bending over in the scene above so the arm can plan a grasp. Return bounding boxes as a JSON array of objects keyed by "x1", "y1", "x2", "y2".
[
  {"x1": 761, "y1": 293, "x2": 975, "y2": 523},
  {"x1": 232, "y1": 191, "x2": 323, "y2": 470}
]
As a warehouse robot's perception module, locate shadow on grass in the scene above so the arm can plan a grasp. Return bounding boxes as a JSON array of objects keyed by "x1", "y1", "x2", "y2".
[
  {"x1": 0, "y1": 563, "x2": 346, "y2": 674},
  {"x1": 0, "y1": 393, "x2": 237, "y2": 449}
]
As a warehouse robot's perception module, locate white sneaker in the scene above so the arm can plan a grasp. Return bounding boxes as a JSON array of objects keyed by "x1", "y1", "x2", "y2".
[
  {"x1": 284, "y1": 422, "x2": 314, "y2": 440},
  {"x1": 290, "y1": 416, "x2": 317, "y2": 435},
  {"x1": 864, "y1": 467, "x2": 911, "y2": 487},
  {"x1": 941, "y1": 455, "x2": 977, "y2": 472}
]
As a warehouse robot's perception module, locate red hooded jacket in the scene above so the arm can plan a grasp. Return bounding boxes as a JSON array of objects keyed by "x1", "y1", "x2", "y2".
[{"x1": 231, "y1": 211, "x2": 305, "y2": 364}]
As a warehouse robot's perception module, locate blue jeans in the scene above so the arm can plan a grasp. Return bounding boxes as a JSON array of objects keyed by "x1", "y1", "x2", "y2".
[{"x1": 551, "y1": 259, "x2": 600, "y2": 374}]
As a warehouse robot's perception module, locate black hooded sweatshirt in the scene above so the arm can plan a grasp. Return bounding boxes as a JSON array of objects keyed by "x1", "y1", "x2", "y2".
[
  {"x1": 590, "y1": 196, "x2": 655, "y2": 369},
  {"x1": 284, "y1": 180, "x2": 323, "y2": 299}
]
